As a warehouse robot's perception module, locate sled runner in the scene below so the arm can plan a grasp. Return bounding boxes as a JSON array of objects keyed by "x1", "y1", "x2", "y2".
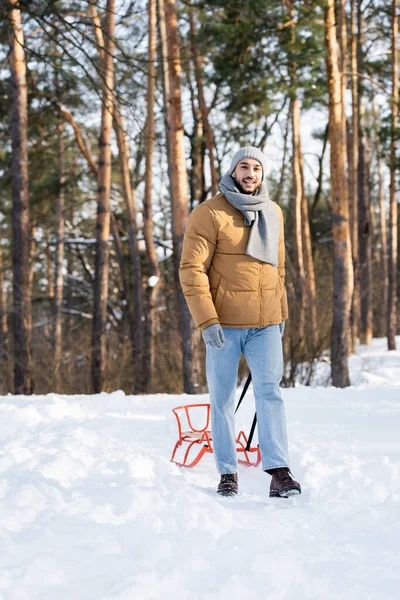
[{"x1": 170, "y1": 403, "x2": 261, "y2": 468}]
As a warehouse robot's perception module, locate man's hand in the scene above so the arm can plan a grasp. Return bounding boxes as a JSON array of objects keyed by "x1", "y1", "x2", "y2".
[
  {"x1": 279, "y1": 321, "x2": 285, "y2": 337},
  {"x1": 202, "y1": 324, "x2": 226, "y2": 349}
]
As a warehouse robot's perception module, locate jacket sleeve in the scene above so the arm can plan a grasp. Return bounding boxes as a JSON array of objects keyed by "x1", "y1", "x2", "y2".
[
  {"x1": 277, "y1": 206, "x2": 288, "y2": 321},
  {"x1": 179, "y1": 203, "x2": 220, "y2": 330}
]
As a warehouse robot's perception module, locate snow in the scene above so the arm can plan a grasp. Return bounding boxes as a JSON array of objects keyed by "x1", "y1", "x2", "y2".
[{"x1": 1, "y1": 337, "x2": 400, "y2": 600}]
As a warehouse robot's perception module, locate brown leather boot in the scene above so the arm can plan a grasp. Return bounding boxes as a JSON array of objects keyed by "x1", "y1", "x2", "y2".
[
  {"x1": 217, "y1": 473, "x2": 238, "y2": 496},
  {"x1": 267, "y1": 467, "x2": 301, "y2": 498}
]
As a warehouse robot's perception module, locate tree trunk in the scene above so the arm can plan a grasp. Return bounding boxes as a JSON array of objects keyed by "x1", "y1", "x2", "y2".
[
  {"x1": 188, "y1": 6, "x2": 219, "y2": 196},
  {"x1": 0, "y1": 244, "x2": 8, "y2": 364},
  {"x1": 110, "y1": 211, "x2": 131, "y2": 322},
  {"x1": 377, "y1": 162, "x2": 389, "y2": 338},
  {"x1": 113, "y1": 108, "x2": 144, "y2": 394},
  {"x1": 387, "y1": 0, "x2": 398, "y2": 350},
  {"x1": 188, "y1": 63, "x2": 205, "y2": 209},
  {"x1": 338, "y1": 0, "x2": 348, "y2": 111},
  {"x1": 58, "y1": 104, "x2": 144, "y2": 392},
  {"x1": 356, "y1": 1, "x2": 372, "y2": 346},
  {"x1": 142, "y1": 0, "x2": 161, "y2": 393},
  {"x1": 45, "y1": 229, "x2": 54, "y2": 299},
  {"x1": 273, "y1": 111, "x2": 290, "y2": 206},
  {"x1": 57, "y1": 105, "x2": 98, "y2": 175},
  {"x1": 310, "y1": 124, "x2": 329, "y2": 218},
  {"x1": 190, "y1": 104, "x2": 205, "y2": 210},
  {"x1": 324, "y1": 0, "x2": 354, "y2": 387},
  {"x1": 163, "y1": 0, "x2": 196, "y2": 393},
  {"x1": 91, "y1": 0, "x2": 115, "y2": 393},
  {"x1": 372, "y1": 91, "x2": 388, "y2": 338},
  {"x1": 157, "y1": 0, "x2": 170, "y2": 113},
  {"x1": 349, "y1": 0, "x2": 360, "y2": 354},
  {"x1": 8, "y1": 0, "x2": 32, "y2": 395},
  {"x1": 89, "y1": 0, "x2": 144, "y2": 393},
  {"x1": 358, "y1": 124, "x2": 372, "y2": 344},
  {"x1": 65, "y1": 208, "x2": 75, "y2": 383},
  {"x1": 300, "y1": 149, "x2": 318, "y2": 352},
  {"x1": 52, "y1": 122, "x2": 65, "y2": 386},
  {"x1": 284, "y1": 0, "x2": 317, "y2": 354},
  {"x1": 290, "y1": 95, "x2": 306, "y2": 351}
]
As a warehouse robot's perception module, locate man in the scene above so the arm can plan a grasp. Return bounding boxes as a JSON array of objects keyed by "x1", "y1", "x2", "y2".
[{"x1": 179, "y1": 146, "x2": 301, "y2": 499}]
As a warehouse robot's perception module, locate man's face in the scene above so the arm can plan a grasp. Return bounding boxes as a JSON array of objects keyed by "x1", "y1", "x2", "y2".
[{"x1": 232, "y1": 158, "x2": 263, "y2": 194}]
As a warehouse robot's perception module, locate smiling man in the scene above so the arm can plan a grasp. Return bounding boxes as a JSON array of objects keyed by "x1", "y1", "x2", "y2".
[{"x1": 179, "y1": 146, "x2": 301, "y2": 499}]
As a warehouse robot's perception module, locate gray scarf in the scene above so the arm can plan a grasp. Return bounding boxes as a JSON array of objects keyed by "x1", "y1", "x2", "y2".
[{"x1": 219, "y1": 174, "x2": 280, "y2": 266}]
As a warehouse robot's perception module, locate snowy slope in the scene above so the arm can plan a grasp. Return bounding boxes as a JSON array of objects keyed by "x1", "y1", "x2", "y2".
[{"x1": 0, "y1": 337, "x2": 400, "y2": 600}]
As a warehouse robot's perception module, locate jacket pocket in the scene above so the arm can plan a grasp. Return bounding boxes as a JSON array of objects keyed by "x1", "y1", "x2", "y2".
[{"x1": 214, "y1": 276, "x2": 228, "y2": 315}]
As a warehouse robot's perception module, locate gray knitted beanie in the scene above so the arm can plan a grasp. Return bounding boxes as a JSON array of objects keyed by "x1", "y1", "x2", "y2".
[{"x1": 229, "y1": 146, "x2": 267, "y2": 179}]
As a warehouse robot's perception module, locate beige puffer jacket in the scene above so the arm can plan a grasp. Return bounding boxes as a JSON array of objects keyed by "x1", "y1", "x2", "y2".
[{"x1": 179, "y1": 193, "x2": 288, "y2": 330}]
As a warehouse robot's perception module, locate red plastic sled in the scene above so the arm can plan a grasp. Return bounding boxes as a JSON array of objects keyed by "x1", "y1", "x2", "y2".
[{"x1": 170, "y1": 403, "x2": 261, "y2": 468}]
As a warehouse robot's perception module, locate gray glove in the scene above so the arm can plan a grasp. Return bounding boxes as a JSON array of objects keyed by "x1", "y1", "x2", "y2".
[
  {"x1": 279, "y1": 321, "x2": 285, "y2": 336},
  {"x1": 202, "y1": 324, "x2": 226, "y2": 349}
]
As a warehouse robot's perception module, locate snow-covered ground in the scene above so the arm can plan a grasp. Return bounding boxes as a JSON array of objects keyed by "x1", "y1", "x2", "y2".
[{"x1": 1, "y1": 337, "x2": 400, "y2": 600}]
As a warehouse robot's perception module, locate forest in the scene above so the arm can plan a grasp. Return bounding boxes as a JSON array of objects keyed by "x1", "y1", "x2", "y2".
[{"x1": 0, "y1": 0, "x2": 398, "y2": 395}]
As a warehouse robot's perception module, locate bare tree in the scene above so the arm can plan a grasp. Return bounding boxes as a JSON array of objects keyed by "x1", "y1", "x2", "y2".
[
  {"x1": 324, "y1": 0, "x2": 354, "y2": 387},
  {"x1": 8, "y1": 0, "x2": 32, "y2": 394}
]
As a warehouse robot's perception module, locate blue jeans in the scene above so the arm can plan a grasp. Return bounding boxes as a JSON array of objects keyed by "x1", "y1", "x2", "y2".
[{"x1": 206, "y1": 325, "x2": 289, "y2": 474}]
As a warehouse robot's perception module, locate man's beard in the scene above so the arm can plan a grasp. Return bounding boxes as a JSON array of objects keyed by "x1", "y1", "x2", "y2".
[{"x1": 232, "y1": 176, "x2": 261, "y2": 195}]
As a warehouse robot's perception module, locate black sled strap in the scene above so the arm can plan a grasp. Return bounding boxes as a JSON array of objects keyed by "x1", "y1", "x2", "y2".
[
  {"x1": 246, "y1": 413, "x2": 257, "y2": 451},
  {"x1": 234, "y1": 373, "x2": 258, "y2": 452},
  {"x1": 234, "y1": 373, "x2": 252, "y2": 414}
]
